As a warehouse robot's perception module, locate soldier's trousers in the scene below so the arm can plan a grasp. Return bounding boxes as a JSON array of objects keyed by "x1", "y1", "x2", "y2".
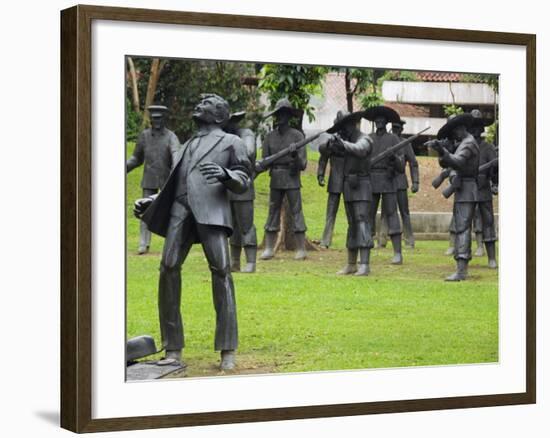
[
  {"x1": 344, "y1": 200, "x2": 373, "y2": 250},
  {"x1": 378, "y1": 189, "x2": 413, "y2": 243},
  {"x1": 230, "y1": 200, "x2": 257, "y2": 247},
  {"x1": 452, "y1": 201, "x2": 477, "y2": 261},
  {"x1": 264, "y1": 188, "x2": 307, "y2": 233},
  {"x1": 371, "y1": 192, "x2": 402, "y2": 237},
  {"x1": 159, "y1": 202, "x2": 238, "y2": 351},
  {"x1": 477, "y1": 201, "x2": 497, "y2": 242},
  {"x1": 320, "y1": 192, "x2": 341, "y2": 247},
  {"x1": 140, "y1": 188, "x2": 158, "y2": 248}
]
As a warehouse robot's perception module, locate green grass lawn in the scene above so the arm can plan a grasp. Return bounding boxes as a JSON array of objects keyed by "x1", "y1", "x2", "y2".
[{"x1": 126, "y1": 143, "x2": 498, "y2": 377}]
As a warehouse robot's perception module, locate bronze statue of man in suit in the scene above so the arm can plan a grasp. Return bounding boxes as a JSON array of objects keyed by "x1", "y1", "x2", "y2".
[
  {"x1": 224, "y1": 111, "x2": 258, "y2": 273},
  {"x1": 134, "y1": 94, "x2": 251, "y2": 370},
  {"x1": 127, "y1": 105, "x2": 180, "y2": 254}
]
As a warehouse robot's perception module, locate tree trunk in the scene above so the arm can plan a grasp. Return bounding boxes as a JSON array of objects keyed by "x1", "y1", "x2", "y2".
[
  {"x1": 345, "y1": 68, "x2": 354, "y2": 112},
  {"x1": 126, "y1": 57, "x2": 140, "y2": 114},
  {"x1": 142, "y1": 58, "x2": 166, "y2": 128}
]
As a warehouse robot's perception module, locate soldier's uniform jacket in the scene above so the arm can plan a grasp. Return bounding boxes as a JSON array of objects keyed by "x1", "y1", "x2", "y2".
[
  {"x1": 367, "y1": 131, "x2": 404, "y2": 194},
  {"x1": 439, "y1": 134, "x2": 480, "y2": 203},
  {"x1": 141, "y1": 128, "x2": 251, "y2": 238},
  {"x1": 318, "y1": 134, "x2": 345, "y2": 194},
  {"x1": 127, "y1": 127, "x2": 181, "y2": 189},
  {"x1": 340, "y1": 130, "x2": 373, "y2": 202},
  {"x1": 262, "y1": 127, "x2": 307, "y2": 190},
  {"x1": 228, "y1": 128, "x2": 256, "y2": 202},
  {"x1": 477, "y1": 139, "x2": 498, "y2": 202},
  {"x1": 394, "y1": 139, "x2": 419, "y2": 191}
]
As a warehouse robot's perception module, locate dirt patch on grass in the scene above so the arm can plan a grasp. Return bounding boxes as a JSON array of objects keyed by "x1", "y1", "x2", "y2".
[{"x1": 163, "y1": 356, "x2": 278, "y2": 379}]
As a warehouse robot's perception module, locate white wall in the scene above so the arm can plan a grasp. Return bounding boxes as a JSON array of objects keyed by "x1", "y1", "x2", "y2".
[
  {"x1": 383, "y1": 81, "x2": 496, "y2": 105},
  {"x1": 0, "y1": 1, "x2": 546, "y2": 438}
]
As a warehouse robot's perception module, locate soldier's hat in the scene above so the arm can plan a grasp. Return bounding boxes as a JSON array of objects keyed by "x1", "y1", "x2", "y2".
[
  {"x1": 147, "y1": 105, "x2": 168, "y2": 118},
  {"x1": 327, "y1": 110, "x2": 364, "y2": 134},
  {"x1": 437, "y1": 113, "x2": 474, "y2": 140},
  {"x1": 264, "y1": 98, "x2": 302, "y2": 119},
  {"x1": 392, "y1": 118, "x2": 406, "y2": 128},
  {"x1": 362, "y1": 105, "x2": 401, "y2": 124},
  {"x1": 470, "y1": 109, "x2": 494, "y2": 127},
  {"x1": 228, "y1": 111, "x2": 246, "y2": 123}
]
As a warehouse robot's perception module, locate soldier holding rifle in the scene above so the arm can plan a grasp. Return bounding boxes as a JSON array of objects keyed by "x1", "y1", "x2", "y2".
[
  {"x1": 224, "y1": 111, "x2": 258, "y2": 273},
  {"x1": 363, "y1": 106, "x2": 406, "y2": 265},
  {"x1": 427, "y1": 113, "x2": 480, "y2": 281},
  {"x1": 258, "y1": 98, "x2": 308, "y2": 261},
  {"x1": 325, "y1": 110, "x2": 374, "y2": 275},
  {"x1": 469, "y1": 109, "x2": 498, "y2": 268}
]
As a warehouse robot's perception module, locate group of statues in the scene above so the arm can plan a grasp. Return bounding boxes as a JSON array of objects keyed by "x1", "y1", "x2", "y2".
[{"x1": 127, "y1": 93, "x2": 498, "y2": 371}]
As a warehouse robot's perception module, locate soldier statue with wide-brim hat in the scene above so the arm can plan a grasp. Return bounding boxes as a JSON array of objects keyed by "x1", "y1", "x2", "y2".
[
  {"x1": 468, "y1": 109, "x2": 498, "y2": 269},
  {"x1": 363, "y1": 105, "x2": 406, "y2": 265},
  {"x1": 324, "y1": 110, "x2": 375, "y2": 275},
  {"x1": 127, "y1": 104, "x2": 181, "y2": 254},
  {"x1": 260, "y1": 98, "x2": 308, "y2": 261},
  {"x1": 224, "y1": 111, "x2": 258, "y2": 273},
  {"x1": 428, "y1": 112, "x2": 480, "y2": 281},
  {"x1": 317, "y1": 110, "x2": 364, "y2": 248}
]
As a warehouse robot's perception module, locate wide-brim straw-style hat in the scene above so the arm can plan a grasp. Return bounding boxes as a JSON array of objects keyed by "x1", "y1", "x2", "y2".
[
  {"x1": 362, "y1": 105, "x2": 401, "y2": 124},
  {"x1": 437, "y1": 113, "x2": 474, "y2": 139},
  {"x1": 470, "y1": 109, "x2": 494, "y2": 127},
  {"x1": 264, "y1": 98, "x2": 302, "y2": 119},
  {"x1": 327, "y1": 109, "x2": 365, "y2": 134}
]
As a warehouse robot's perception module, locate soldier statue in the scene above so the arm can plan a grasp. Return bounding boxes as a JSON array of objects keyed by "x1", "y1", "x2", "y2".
[
  {"x1": 127, "y1": 105, "x2": 180, "y2": 254},
  {"x1": 326, "y1": 110, "x2": 374, "y2": 275},
  {"x1": 469, "y1": 109, "x2": 498, "y2": 268},
  {"x1": 259, "y1": 98, "x2": 308, "y2": 261},
  {"x1": 224, "y1": 111, "x2": 258, "y2": 273},
  {"x1": 363, "y1": 106, "x2": 405, "y2": 264},
  {"x1": 317, "y1": 131, "x2": 345, "y2": 248},
  {"x1": 429, "y1": 113, "x2": 480, "y2": 281},
  {"x1": 133, "y1": 94, "x2": 252, "y2": 370}
]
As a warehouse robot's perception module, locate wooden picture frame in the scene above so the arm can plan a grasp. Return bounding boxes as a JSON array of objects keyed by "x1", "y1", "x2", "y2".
[{"x1": 60, "y1": 4, "x2": 536, "y2": 433}]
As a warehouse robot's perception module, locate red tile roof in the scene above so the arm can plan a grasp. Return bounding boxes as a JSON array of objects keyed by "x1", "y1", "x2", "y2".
[
  {"x1": 385, "y1": 102, "x2": 429, "y2": 117},
  {"x1": 416, "y1": 72, "x2": 464, "y2": 82}
]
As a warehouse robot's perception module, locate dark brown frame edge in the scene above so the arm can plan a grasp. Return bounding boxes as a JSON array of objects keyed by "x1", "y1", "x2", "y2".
[{"x1": 60, "y1": 4, "x2": 536, "y2": 433}]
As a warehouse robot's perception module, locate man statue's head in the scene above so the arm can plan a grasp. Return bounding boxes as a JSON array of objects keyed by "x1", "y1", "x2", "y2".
[
  {"x1": 392, "y1": 120, "x2": 405, "y2": 136},
  {"x1": 148, "y1": 105, "x2": 168, "y2": 131},
  {"x1": 374, "y1": 115, "x2": 388, "y2": 132},
  {"x1": 193, "y1": 93, "x2": 230, "y2": 126}
]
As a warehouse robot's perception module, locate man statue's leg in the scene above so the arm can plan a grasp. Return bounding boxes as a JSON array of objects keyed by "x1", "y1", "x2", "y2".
[
  {"x1": 479, "y1": 200, "x2": 498, "y2": 268},
  {"x1": 239, "y1": 200, "x2": 257, "y2": 273},
  {"x1": 261, "y1": 189, "x2": 283, "y2": 260},
  {"x1": 354, "y1": 200, "x2": 373, "y2": 276},
  {"x1": 377, "y1": 210, "x2": 388, "y2": 249},
  {"x1": 138, "y1": 188, "x2": 157, "y2": 254},
  {"x1": 197, "y1": 224, "x2": 239, "y2": 371},
  {"x1": 370, "y1": 192, "x2": 381, "y2": 240},
  {"x1": 474, "y1": 204, "x2": 485, "y2": 257},
  {"x1": 286, "y1": 189, "x2": 308, "y2": 260},
  {"x1": 320, "y1": 192, "x2": 340, "y2": 248},
  {"x1": 382, "y1": 192, "x2": 403, "y2": 265},
  {"x1": 229, "y1": 201, "x2": 242, "y2": 272},
  {"x1": 446, "y1": 214, "x2": 457, "y2": 256},
  {"x1": 338, "y1": 200, "x2": 358, "y2": 275},
  {"x1": 157, "y1": 206, "x2": 194, "y2": 365},
  {"x1": 398, "y1": 189, "x2": 414, "y2": 248},
  {"x1": 446, "y1": 202, "x2": 476, "y2": 281}
]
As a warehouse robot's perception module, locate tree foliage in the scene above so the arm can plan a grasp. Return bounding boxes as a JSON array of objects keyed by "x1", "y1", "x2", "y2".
[{"x1": 443, "y1": 104, "x2": 464, "y2": 117}]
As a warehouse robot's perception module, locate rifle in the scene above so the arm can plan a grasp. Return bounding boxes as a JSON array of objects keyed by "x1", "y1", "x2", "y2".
[
  {"x1": 370, "y1": 127, "x2": 430, "y2": 167},
  {"x1": 255, "y1": 131, "x2": 324, "y2": 173},
  {"x1": 441, "y1": 157, "x2": 499, "y2": 199}
]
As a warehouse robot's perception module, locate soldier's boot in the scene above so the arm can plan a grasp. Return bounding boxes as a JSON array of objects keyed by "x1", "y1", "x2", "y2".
[
  {"x1": 260, "y1": 231, "x2": 277, "y2": 260},
  {"x1": 355, "y1": 248, "x2": 371, "y2": 276},
  {"x1": 475, "y1": 232, "x2": 485, "y2": 257},
  {"x1": 337, "y1": 249, "x2": 358, "y2": 275},
  {"x1": 157, "y1": 349, "x2": 185, "y2": 367},
  {"x1": 220, "y1": 350, "x2": 236, "y2": 371},
  {"x1": 403, "y1": 220, "x2": 415, "y2": 249},
  {"x1": 445, "y1": 232, "x2": 456, "y2": 256},
  {"x1": 230, "y1": 245, "x2": 241, "y2": 272},
  {"x1": 294, "y1": 232, "x2": 307, "y2": 260},
  {"x1": 485, "y1": 242, "x2": 498, "y2": 269},
  {"x1": 138, "y1": 220, "x2": 151, "y2": 255},
  {"x1": 445, "y1": 259, "x2": 469, "y2": 281},
  {"x1": 241, "y1": 246, "x2": 257, "y2": 273},
  {"x1": 390, "y1": 234, "x2": 403, "y2": 265}
]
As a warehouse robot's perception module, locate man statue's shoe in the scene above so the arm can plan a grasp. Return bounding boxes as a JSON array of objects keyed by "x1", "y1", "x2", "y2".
[
  {"x1": 230, "y1": 245, "x2": 241, "y2": 272},
  {"x1": 485, "y1": 242, "x2": 497, "y2": 269},
  {"x1": 354, "y1": 264, "x2": 370, "y2": 276},
  {"x1": 157, "y1": 349, "x2": 185, "y2": 367},
  {"x1": 293, "y1": 232, "x2": 307, "y2": 260},
  {"x1": 488, "y1": 259, "x2": 498, "y2": 269},
  {"x1": 138, "y1": 245, "x2": 149, "y2": 255},
  {"x1": 260, "y1": 232, "x2": 277, "y2": 260},
  {"x1": 391, "y1": 253, "x2": 403, "y2": 265},
  {"x1": 445, "y1": 260, "x2": 468, "y2": 281},
  {"x1": 475, "y1": 233, "x2": 485, "y2": 257},
  {"x1": 474, "y1": 246, "x2": 485, "y2": 257},
  {"x1": 445, "y1": 271, "x2": 467, "y2": 281},
  {"x1": 445, "y1": 247, "x2": 455, "y2": 256},
  {"x1": 241, "y1": 262, "x2": 256, "y2": 273},
  {"x1": 337, "y1": 264, "x2": 357, "y2": 275},
  {"x1": 220, "y1": 350, "x2": 236, "y2": 371}
]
